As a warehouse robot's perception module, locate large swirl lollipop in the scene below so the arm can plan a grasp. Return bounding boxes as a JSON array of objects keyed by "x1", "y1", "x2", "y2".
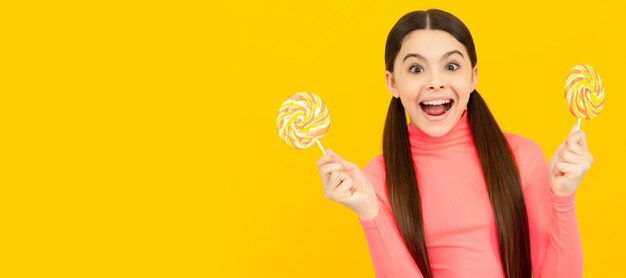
[
  {"x1": 277, "y1": 92, "x2": 330, "y2": 155},
  {"x1": 564, "y1": 63, "x2": 605, "y2": 129}
]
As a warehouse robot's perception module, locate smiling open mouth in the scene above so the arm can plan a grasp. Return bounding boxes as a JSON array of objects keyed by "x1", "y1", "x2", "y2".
[{"x1": 420, "y1": 99, "x2": 454, "y2": 116}]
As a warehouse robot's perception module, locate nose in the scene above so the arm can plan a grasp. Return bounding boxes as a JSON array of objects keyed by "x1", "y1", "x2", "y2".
[
  {"x1": 428, "y1": 84, "x2": 446, "y2": 90},
  {"x1": 427, "y1": 72, "x2": 447, "y2": 90}
]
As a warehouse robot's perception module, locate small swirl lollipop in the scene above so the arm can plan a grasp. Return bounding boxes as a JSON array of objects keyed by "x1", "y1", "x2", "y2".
[
  {"x1": 564, "y1": 63, "x2": 605, "y2": 129},
  {"x1": 277, "y1": 92, "x2": 330, "y2": 154}
]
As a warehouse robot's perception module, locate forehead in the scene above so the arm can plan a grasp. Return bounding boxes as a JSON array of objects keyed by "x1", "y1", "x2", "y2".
[{"x1": 398, "y1": 29, "x2": 468, "y2": 60}]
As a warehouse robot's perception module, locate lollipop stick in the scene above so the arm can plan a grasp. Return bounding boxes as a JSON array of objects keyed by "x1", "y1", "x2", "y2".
[
  {"x1": 316, "y1": 139, "x2": 326, "y2": 155},
  {"x1": 576, "y1": 118, "x2": 582, "y2": 131}
]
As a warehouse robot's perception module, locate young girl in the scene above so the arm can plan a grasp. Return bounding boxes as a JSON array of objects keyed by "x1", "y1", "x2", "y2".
[{"x1": 316, "y1": 9, "x2": 592, "y2": 278}]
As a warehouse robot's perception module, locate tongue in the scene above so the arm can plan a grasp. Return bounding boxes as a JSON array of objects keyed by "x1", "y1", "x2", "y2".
[{"x1": 422, "y1": 104, "x2": 446, "y2": 116}]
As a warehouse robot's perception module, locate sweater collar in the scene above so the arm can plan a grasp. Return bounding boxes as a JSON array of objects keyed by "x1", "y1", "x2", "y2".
[{"x1": 407, "y1": 110, "x2": 472, "y2": 151}]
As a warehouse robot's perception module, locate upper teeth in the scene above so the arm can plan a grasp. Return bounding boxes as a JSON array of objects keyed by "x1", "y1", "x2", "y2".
[{"x1": 421, "y1": 99, "x2": 451, "y2": 105}]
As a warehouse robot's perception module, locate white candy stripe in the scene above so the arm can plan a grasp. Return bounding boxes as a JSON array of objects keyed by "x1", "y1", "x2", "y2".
[
  {"x1": 276, "y1": 92, "x2": 330, "y2": 149},
  {"x1": 564, "y1": 64, "x2": 605, "y2": 120}
]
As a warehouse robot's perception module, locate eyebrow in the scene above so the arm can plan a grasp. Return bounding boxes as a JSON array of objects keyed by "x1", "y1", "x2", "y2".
[{"x1": 402, "y1": 50, "x2": 464, "y2": 63}]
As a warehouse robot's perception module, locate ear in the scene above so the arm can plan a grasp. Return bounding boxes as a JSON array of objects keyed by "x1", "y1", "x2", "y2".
[
  {"x1": 470, "y1": 66, "x2": 479, "y2": 92},
  {"x1": 385, "y1": 70, "x2": 400, "y2": 98}
]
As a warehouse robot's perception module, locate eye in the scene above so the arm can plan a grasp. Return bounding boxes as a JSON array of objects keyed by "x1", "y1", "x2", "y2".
[
  {"x1": 446, "y1": 63, "x2": 459, "y2": 71},
  {"x1": 409, "y1": 65, "x2": 423, "y2": 73}
]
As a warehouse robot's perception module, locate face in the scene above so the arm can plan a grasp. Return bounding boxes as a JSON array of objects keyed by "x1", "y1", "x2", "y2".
[{"x1": 385, "y1": 29, "x2": 478, "y2": 137}]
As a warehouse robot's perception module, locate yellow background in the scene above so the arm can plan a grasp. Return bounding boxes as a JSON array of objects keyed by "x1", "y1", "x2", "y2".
[{"x1": 1, "y1": 0, "x2": 625, "y2": 277}]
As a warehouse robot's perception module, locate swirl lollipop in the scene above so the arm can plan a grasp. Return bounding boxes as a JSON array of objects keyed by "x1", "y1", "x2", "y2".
[
  {"x1": 277, "y1": 92, "x2": 330, "y2": 155},
  {"x1": 564, "y1": 63, "x2": 605, "y2": 129}
]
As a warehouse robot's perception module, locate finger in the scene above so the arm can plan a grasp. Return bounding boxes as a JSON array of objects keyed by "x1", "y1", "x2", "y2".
[
  {"x1": 579, "y1": 129, "x2": 588, "y2": 150},
  {"x1": 556, "y1": 142, "x2": 566, "y2": 158},
  {"x1": 327, "y1": 170, "x2": 348, "y2": 192},
  {"x1": 562, "y1": 150, "x2": 584, "y2": 164},
  {"x1": 326, "y1": 149, "x2": 342, "y2": 160},
  {"x1": 334, "y1": 177, "x2": 354, "y2": 197},
  {"x1": 555, "y1": 161, "x2": 582, "y2": 179},
  {"x1": 320, "y1": 163, "x2": 343, "y2": 185},
  {"x1": 326, "y1": 149, "x2": 354, "y2": 169},
  {"x1": 566, "y1": 130, "x2": 585, "y2": 147},
  {"x1": 565, "y1": 140, "x2": 585, "y2": 156},
  {"x1": 326, "y1": 149, "x2": 362, "y2": 173},
  {"x1": 340, "y1": 158, "x2": 360, "y2": 172},
  {"x1": 324, "y1": 171, "x2": 341, "y2": 196},
  {"x1": 316, "y1": 153, "x2": 338, "y2": 169},
  {"x1": 553, "y1": 163, "x2": 561, "y2": 176}
]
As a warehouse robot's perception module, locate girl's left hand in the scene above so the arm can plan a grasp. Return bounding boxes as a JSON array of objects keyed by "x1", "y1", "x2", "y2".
[{"x1": 547, "y1": 124, "x2": 594, "y2": 196}]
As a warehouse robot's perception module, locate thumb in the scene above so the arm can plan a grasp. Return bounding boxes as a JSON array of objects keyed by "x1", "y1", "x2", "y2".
[
  {"x1": 326, "y1": 149, "x2": 365, "y2": 178},
  {"x1": 327, "y1": 149, "x2": 358, "y2": 171},
  {"x1": 326, "y1": 149, "x2": 342, "y2": 161}
]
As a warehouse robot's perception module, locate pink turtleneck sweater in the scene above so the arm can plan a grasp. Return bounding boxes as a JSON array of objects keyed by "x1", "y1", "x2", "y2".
[{"x1": 359, "y1": 112, "x2": 582, "y2": 277}]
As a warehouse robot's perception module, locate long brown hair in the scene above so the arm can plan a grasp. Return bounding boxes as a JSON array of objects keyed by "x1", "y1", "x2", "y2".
[{"x1": 382, "y1": 10, "x2": 531, "y2": 278}]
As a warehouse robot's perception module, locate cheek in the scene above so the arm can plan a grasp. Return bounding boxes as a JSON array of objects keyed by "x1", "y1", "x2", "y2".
[
  {"x1": 449, "y1": 76, "x2": 474, "y2": 96},
  {"x1": 397, "y1": 76, "x2": 424, "y2": 98}
]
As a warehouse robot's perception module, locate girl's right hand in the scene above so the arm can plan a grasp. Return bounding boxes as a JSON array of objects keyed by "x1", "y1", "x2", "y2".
[{"x1": 316, "y1": 149, "x2": 380, "y2": 221}]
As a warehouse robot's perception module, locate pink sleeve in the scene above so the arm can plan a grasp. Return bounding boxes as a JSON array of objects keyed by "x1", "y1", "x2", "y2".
[
  {"x1": 513, "y1": 136, "x2": 583, "y2": 277},
  {"x1": 358, "y1": 156, "x2": 423, "y2": 278}
]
